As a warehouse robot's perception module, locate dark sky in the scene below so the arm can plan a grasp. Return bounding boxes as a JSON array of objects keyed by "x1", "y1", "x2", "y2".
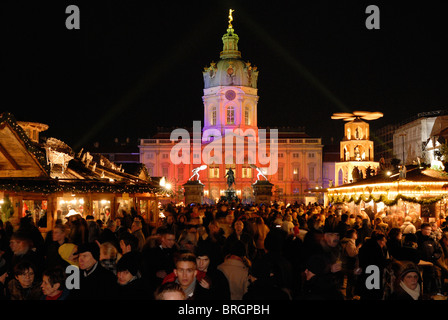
[{"x1": 2, "y1": 1, "x2": 447, "y2": 150}]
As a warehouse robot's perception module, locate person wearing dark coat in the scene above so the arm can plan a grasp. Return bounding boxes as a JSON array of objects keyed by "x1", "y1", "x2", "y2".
[
  {"x1": 223, "y1": 219, "x2": 257, "y2": 261},
  {"x1": 98, "y1": 220, "x2": 119, "y2": 250},
  {"x1": 392, "y1": 233, "x2": 420, "y2": 264},
  {"x1": 416, "y1": 223, "x2": 445, "y2": 294},
  {"x1": 353, "y1": 215, "x2": 372, "y2": 245},
  {"x1": 197, "y1": 220, "x2": 226, "y2": 269},
  {"x1": 335, "y1": 214, "x2": 350, "y2": 239},
  {"x1": 44, "y1": 224, "x2": 70, "y2": 270},
  {"x1": 18, "y1": 215, "x2": 45, "y2": 255},
  {"x1": 69, "y1": 242, "x2": 116, "y2": 300},
  {"x1": 357, "y1": 232, "x2": 389, "y2": 300},
  {"x1": 257, "y1": 228, "x2": 294, "y2": 295},
  {"x1": 243, "y1": 256, "x2": 291, "y2": 300},
  {"x1": 0, "y1": 258, "x2": 9, "y2": 300},
  {"x1": 386, "y1": 227, "x2": 403, "y2": 260},
  {"x1": 141, "y1": 228, "x2": 178, "y2": 293},
  {"x1": 114, "y1": 252, "x2": 147, "y2": 299},
  {"x1": 195, "y1": 243, "x2": 231, "y2": 300},
  {"x1": 301, "y1": 255, "x2": 344, "y2": 300},
  {"x1": 7, "y1": 231, "x2": 45, "y2": 280}
]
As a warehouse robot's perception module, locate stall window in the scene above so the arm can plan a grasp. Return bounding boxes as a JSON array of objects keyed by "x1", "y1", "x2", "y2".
[
  {"x1": 139, "y1": 199, "x2": 148, "y2": 221},
  {"x1": 92, "y1": 199, "x2": 111, "y2": 222},
  {"x1": 22, "y1": 199, "x2": 47, "y2": 227},
  {"x1": 58, "y1": 197, "x2": 85, "y2": 221},
  {"x1": 117, "y1": 198, "x2": 132, "y2": 216},
  {"x1": 149, "y1": 200, "x2": 158, "y2": 224}
]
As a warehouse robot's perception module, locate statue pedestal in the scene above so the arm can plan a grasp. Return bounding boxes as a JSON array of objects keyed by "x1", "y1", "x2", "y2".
[
  {"x1": 183, "y1": 180, "x2": 204, "y2": 205},
  {"x1": 252, "y1": 180, "x2": 274, "y2": 204},
  {"x1": 223, "y1": 188, "x2": 237, "y2": 202}
]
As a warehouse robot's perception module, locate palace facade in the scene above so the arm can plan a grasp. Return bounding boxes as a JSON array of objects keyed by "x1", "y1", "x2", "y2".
[{"x1": 139, "y1": 17, "x2": 323, "y2": 204}]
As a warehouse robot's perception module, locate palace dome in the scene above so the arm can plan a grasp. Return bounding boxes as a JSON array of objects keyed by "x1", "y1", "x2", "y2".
[{"x1": 203, "y1": 27, "x2": 258, "y2": 89}]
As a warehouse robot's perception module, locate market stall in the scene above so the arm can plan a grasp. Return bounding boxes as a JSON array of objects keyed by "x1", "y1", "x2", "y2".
[
  {"x1": 326, "y1": 165, "x2": 448, "y2": 224},
  {"x1": 0, "y1": 112, "x2": 163, "y2": 233}
]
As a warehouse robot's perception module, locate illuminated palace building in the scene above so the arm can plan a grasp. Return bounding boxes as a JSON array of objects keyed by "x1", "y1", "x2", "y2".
[{"x1": 139, "y1": 16, "x2": 323, "y2": 204}]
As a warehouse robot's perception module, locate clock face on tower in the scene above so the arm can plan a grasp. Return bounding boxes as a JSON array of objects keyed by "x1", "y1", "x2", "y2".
[{"x1": 225, "y1": 90, "x2": 236, "y2": 101}]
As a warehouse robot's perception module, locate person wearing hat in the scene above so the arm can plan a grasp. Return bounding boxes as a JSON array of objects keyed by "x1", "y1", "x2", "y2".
[
  {"x1": 388, "y1": 261, "x2": 422, "y2": 300},
  {"x1": 68, "y1": 242, "x2": 116, "y2": 300},
  {"x1": 114, "y1": 252, "x2": 146, "y2": 299},
  {"x1": 58, "y1": 243, "x2": 79, "y2": 267},
  {"x1": 320, "y1": 222, "x2": 343, "y2": 278}
]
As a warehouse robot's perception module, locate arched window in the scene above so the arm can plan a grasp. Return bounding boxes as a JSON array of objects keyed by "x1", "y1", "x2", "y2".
[
  {"x1": 226, "y1": 105, "x2": 235, "y2": 124},
  {"x1": 338, "y1": 168, "x2": 344, "y2": 185}
]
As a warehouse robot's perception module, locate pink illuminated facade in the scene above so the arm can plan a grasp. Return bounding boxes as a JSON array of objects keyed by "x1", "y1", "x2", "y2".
[{"x1": 139, "y1": 21, "x2": 323, "y2": 204}]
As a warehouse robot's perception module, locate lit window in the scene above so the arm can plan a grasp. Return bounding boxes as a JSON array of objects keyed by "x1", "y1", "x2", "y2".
[
  {"x1": 293, "y1": 167, "x2": 299, "y2": 181},
  {"x1": 211, "y1": 107, "x2": 217, "y2": 126},
  {"x1": 226, "y1": 106, "x2": 235, "y2": 124},
  {"x1": 209, "y1": 166, "x2": 220, "y2": 178},
  {"x1": 242, "y1": 166, "x2": 252, "y2": 178}
]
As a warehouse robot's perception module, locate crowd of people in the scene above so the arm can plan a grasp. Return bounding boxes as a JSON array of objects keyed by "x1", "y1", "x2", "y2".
[{"x1": 1, "y1": 200, "x2": 448, "y2": 301}]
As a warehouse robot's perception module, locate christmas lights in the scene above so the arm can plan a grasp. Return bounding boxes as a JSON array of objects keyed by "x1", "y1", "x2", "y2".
[{"x1": 328, "y1": 193, "x2": 445, "y2": 206}]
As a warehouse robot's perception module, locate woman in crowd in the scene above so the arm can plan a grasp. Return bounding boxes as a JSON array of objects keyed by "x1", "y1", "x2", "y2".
[
  {"x1": 388, "y1": 261, "x2": 422, "y2": 300},
  {"x1": 7, "y1": 261, "x2": 42, "y2": 300}
]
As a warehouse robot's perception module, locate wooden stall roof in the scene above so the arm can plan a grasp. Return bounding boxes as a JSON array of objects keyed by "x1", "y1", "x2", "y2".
[{"x1": 0, "y1": 112, "x2": 161, "y2": 195}]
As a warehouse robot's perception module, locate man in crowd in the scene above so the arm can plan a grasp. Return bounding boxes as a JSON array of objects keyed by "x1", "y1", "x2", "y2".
[
  {"x1": 141, "y1": 228, "x2": 178, "y2": 293},
  {"x1": 69, "y1": 242, "x2": 116, "y2": 300}
]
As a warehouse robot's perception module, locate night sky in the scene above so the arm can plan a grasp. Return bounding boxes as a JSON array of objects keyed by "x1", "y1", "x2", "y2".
[{"x1": 2, "y1": 1, "x2": 447, "y2": 150}]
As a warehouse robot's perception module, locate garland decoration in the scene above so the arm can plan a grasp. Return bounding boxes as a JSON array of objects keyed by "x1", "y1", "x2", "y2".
[{"x1": 328, "y1": 193, "x2": 445, "y2": 206}]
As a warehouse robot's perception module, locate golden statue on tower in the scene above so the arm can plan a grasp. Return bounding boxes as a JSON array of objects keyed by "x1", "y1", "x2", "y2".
[{"x1": 228, "y1": 9, "x2": 234, "y2": 28}]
